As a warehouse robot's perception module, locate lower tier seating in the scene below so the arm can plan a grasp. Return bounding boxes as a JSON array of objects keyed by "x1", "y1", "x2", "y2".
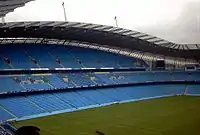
[
  {"x1": 55, "y1": 91, "x2": 96, "y2": 107},
  {"x1": 28, "y1": 94, "x2": 74, "y2": 112},
  {"x1": 0, "y1": 97, "x2": 45, "y2": 118},
  {"x1": 0, "y1": 107, "x2": 14, "y2": 123},
  {"x1": 187, "y1": 85, "x2": 200, "y2": 95},
  {"x1": 0, "y1": 84, "x2": 193, "y2": 122}
]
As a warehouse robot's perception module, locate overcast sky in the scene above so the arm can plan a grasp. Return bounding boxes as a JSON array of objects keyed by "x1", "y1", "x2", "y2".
[{"x1": 5, "y1": 0, "x2": 200, "y2": 44}]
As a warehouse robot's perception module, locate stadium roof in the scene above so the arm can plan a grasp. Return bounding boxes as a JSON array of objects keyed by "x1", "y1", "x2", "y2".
[
  {"x1": 0, "y1": 0, "x2": 33, "y2": 17},
  {"x1": 0, "y1": 21, "x2": 200, "y2": 60}
]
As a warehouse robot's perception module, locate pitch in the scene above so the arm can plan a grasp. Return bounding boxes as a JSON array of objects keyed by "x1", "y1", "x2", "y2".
[{"x1": 13, "y1": 96, "x2": 200, "y2": 135}]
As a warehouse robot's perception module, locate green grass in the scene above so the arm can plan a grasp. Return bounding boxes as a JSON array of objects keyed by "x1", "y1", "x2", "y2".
[{"x1": 13, "y1": 96, "x2": 200, "y2": 135}]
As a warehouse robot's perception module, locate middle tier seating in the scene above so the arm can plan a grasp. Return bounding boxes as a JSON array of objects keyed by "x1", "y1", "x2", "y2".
[{"x1": 0, "y1": 71, "x2": 200, "y2": 94}]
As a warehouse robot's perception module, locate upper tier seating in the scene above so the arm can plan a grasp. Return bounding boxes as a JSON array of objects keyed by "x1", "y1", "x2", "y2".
[
  {"x1": 0, "y1": 45, "x2": 36, "y2": 69},
  {"x1": 0, "y1": 44, "x2": 147, "y2": 69},
  {"x1": 24, "y1": 45, "x2": 60, "y2": 68},
  {"x1": 0, "y1": 58, "x2": 10, "y2": 69}
]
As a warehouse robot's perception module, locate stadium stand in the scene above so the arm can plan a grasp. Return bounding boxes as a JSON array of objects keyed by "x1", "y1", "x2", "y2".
[
  {"x1": 67, "y1": 73, "x2": 95, "y2": 87},
  {"x1": 27, "y1": 94, "x2": 74, "y2": 112},
  {"x1": 55, "y1": 91, "x2": 96, "y2": 108},
  {"x1": 186, "y1": 85, "x2": 200, "y2": 95},
  {"x1": 0, "y1": 71, "x2": 200, "y2": 94},
  {"x1": 0, "y1": 84, "x2": 187, "y2": 122},
  {"x1": 0, "y1": 21, "x2": 200, "y2": 135},
  {"x1": 0, "y1": 43, "x2": 199, "y2": 124},
  {"x1": 0, "y1": 97, "x2": 45, "y2": 118},
  {"x1": 0, "y1": 107, "x2": 14, "y2": 123},
  {"x1": 0, "y1": 44, "x2": 146, "y2": 69},
  {"x1": 46, "y1": 75, "x2": 71, "y2": 88},
  {"x1": 0, "y1": 45, "x2": 36, "y2": 69},
  {"x1": 0, "y1": 77, "x2": 23, "y2": 93}
]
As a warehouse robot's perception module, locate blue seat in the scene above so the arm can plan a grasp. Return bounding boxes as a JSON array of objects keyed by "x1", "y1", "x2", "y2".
[
  {"x1": 28, "y1": 94, "x2": 73, "y2": 112},
  {"x1": 124, "y1": 72, "x2": 155, "y2": 82},
  {"x1": 187, "y1": 85, "x2": 200, "y2": 95},
  {"x1": 23, "y1": 83, "x2": 52, "y2": 91},
  {"x1": 118, "y1": 85, "x2": 185, "y2": 100},
  {"x1": 154, "y1": 72, "x2": 172, "y2": 81},
  {"x1": 1, "y1": 45, "x2": 36, "y2": 69},
  {"x1": 77, "y1": 89, "x2": 115, "y2": 104},
  {"x1": 0, "y1": 58, "x2": 10, "y2": 69},
  {"x1": 188, "y1": 72, "x2": 200, "y2": 81},
  {"x1": 55, "y1": 91, "x2": 96, "y2": 107},
  {"x1": 47, "y1": 46, "x2": 82, "y2": 68},
  {"x1": 172, "y1": 72, "x2": 189, "y2": 81},
  {"x1": 87, "y1": 73, "x2": 106, "y2": 85},
  {"x1": 98, "y1": 88, "x2": 132, "y2": 101},
  {"x1": 0, "y1": 107, "x2": 14, "y2": 122},
  {"x1": 0, "y1": 77, "x2": 23, "y2": 93},
  {"x1": 0, "y1": 97, "x2": 45, "y2": 117},
  {"x1": 0, "y1": 83, "x2": 189, "y2": 122},
  {"x1": 68, "y1": 73, "x2": 95, "y2": 86},
  {"x1": 25, "y1": 44, "x2": 61, "y2": 68},
  {"x1": 95, "y1": 74, "x2": 116, "y2": 85},
  {"x1": 0, "y1": 44, "x2": 148, "y2": 69},
  {"x1": 46, "y1": 75, "x2": 71, "y2": 89}
]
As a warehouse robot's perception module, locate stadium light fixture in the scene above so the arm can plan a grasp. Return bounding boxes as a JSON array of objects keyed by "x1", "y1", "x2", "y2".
[
  {"x1": 62, "y1": 2, "x2": 67, "y2": 22},
  {"x1": 114, "y1": 16, "x2": 118, "y2": 27}
]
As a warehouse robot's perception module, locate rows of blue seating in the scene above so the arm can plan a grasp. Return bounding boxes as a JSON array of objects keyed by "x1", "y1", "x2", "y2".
[
  {"x1": 0, "y1": 77, "x2": 23, "y2": 93},
  {"x1": 46, "y1": 75, "x2": 69, "y2": 88},
  {"x1": 67, "y1": 73, "x2": 95, "y2": 87},
  {"x1": 0, "y1": 45, "x2": 36, "y2": 69},
  {"x1": 187, "y1": 85, "x2": 200, "y2": 95},
  {"x1": 24, "y1": 44, "x2": 60, "y2": 68},
  {"x1": 0, "y1": 44, "x2": 146, "y2": 69},
  {"x1": 55, "y1": 91, "x2": 96, "y2": 107},
  {"x1": 0, "y1": 107, "x2": 14, "y2": 123},
  {"x1": 0, "y1": 71, "x2": 200, "y2": 94},
  {"x1": 97, "y1": 71, "x2": 200, "y2": 84},
  {"x1": 0, "y1": 84, "x2": 193, "y2": 122},
  {"x1": 28, "y1": 94, "x2": 73, "y2": 112},
  {"x1": 0, "y1": 97, "x2": 45, "y2": 118}
]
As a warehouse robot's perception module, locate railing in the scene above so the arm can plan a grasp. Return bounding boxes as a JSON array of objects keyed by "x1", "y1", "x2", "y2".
[
  {"x1": 0, "y1": 67, "x2": 146, "y2": 75},
  {"x1": 0, "y1": 126, "x2": 13, "y2": 135}
]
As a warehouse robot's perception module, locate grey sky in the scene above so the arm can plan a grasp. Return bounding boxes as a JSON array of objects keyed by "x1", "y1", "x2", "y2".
[{"x1": 5, "y1": 0, "x2": 200, "y2": 44}]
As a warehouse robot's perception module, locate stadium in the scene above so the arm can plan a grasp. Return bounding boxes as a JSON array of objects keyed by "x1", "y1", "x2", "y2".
[{"x1": 0, "y1": 1, "x2": 200, "y2": 135}]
